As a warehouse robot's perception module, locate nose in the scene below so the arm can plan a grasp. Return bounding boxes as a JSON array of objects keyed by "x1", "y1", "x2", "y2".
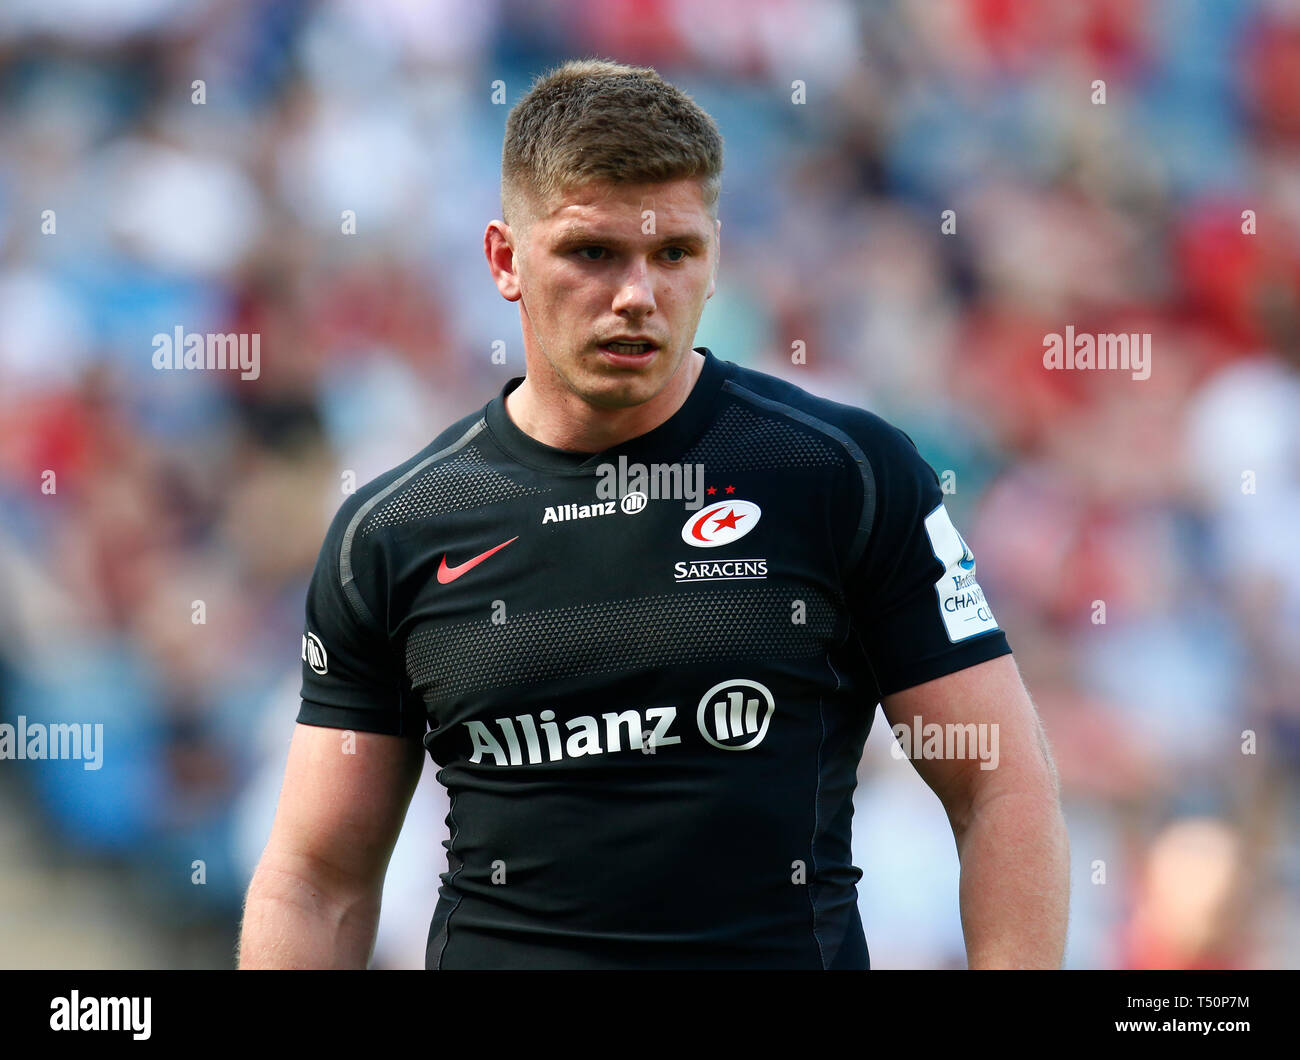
[{"x1": 611, "y1": 258, "x2": 656, "y2": 317}]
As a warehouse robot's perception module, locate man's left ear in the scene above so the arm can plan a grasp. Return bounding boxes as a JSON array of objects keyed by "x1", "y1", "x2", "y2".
[{"x1": 707, "y1": 219, "x2": 721, "y2": 298}]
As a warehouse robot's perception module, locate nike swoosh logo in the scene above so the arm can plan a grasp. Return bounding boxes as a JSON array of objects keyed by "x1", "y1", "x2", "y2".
[{"x1": 437, "y1": 536, "x2": 519, "y2": 584}]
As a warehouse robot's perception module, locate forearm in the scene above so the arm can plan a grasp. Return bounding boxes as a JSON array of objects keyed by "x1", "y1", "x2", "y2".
[
  {"x1": 952, "y1": 789, "x2": 1069, "y2": 968},
  {"x1": 238, "y1": 862, "x2": 382, "y2": 969}
]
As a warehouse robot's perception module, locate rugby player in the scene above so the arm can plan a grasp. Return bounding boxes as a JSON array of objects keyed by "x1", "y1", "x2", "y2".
[{"x1": 238, "y1": 59, "x2": 1069, "y2": 970}]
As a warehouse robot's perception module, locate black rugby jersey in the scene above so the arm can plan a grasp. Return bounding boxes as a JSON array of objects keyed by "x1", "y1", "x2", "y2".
[{"x1": 297, "y1": 346, "x2": 1012, "y2": 969}]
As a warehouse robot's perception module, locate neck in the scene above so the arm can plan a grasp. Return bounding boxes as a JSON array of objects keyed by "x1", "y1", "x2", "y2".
[{"x1": 506, "y1": 349, "x2": 705, "y2": 452}]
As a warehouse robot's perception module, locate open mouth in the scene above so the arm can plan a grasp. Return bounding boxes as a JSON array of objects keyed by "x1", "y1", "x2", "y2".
[{"x1": 599, "y1": 340, "x2": 658, "y2": 356}]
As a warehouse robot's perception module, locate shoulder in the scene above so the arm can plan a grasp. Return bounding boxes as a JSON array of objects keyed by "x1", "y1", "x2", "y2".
[
  {"x1": 711, "y1": 359, "x2": 942, "y2": 573},
  {"x1": 715, "y1": 359, "x2": 935, "y2": 480},
  {"x1": 317, "y1": 403, "x2": 489, "y2": 587}
]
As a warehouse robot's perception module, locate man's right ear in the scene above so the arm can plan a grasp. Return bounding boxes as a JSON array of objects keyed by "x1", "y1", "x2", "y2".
[{"x1": 485, "y1": 221, "x2": 522, "y2": 302}]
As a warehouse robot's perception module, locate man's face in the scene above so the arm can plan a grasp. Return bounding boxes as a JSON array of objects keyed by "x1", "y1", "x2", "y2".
[{"x1": 496, "y1": 177, "x2": 720, "y2": 410}]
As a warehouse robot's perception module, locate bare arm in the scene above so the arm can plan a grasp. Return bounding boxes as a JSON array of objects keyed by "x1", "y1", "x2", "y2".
[
  {"x1": 880, "y1": 653, "x2": 1069, "y2": 968},
  {"x1": 237, "y1": 722, "x2": 425, "y2": 969}
]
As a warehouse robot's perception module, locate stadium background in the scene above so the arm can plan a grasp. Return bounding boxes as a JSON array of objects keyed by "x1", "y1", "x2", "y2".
[{"x1": 1, "y1": 0, "x2": 1297, "y2": 969}]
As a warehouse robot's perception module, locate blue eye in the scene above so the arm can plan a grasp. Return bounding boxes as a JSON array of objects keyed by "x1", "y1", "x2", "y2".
[{"x1": 572, "y1": 246, "x2": 689, "y2": 263}]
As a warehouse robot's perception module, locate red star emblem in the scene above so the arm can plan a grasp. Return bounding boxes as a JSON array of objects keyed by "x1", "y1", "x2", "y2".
[
  {"x1": 725, "y1": 484, "x2": 736, "y2": 494},
  {"x1": 712, "y1": 508, "x2": 745, "y2": 531},
  {"x1": 706, "y1": 486, "x2": 717, "y2": 495}
]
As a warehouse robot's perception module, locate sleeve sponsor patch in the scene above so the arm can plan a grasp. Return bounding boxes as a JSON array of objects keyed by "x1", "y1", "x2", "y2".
[{"x1": 923, "y1": 503, "x2": 1000, "y2": 642}]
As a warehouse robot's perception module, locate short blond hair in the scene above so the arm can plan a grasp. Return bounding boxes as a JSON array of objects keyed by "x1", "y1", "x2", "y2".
[{"x1": 501, "y1": 58, "x2": 724, "y2": 236}]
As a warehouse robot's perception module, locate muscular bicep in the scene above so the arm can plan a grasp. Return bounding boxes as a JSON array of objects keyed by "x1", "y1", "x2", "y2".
[
  {"x1": 258, "y1": 721, "x2": 426, "y2": 895},
  {"x1": 879, "y1": 654, "x2": 1058, "y2": 835}
]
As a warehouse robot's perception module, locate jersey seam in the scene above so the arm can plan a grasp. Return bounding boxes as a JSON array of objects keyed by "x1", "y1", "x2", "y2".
[
  {"x1": 433, "y1": 785, "x2": 465, "y2": 969},
  {"x1": 809, "y1": 665, "x2": 835, "y2": 970},
  {"x1": 849, "y1": 624, "x2": 886, "y2": 706},
  {"x1": 337, "y1": 418, "x2": 488, "y2": 630},
  {"x1": 718, "y1": 380, "x2": 877, "y2": 577}
]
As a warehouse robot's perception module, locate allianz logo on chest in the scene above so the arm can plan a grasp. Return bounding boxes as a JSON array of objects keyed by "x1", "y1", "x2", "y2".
[
  {"x1": 536, "y1": 488, "x2": 769, "y2": 582},
  {"x1": 462, "y1": 679, "x2": 776, "y2": 766}
]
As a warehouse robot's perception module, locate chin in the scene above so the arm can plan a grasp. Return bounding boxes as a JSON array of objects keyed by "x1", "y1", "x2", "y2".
[
  {"x1": 581, "y1": 379, "x2": 654, "y2": 409},
  {"x1": 575, "y1": 361, "x2": 666, "y2": 401}
]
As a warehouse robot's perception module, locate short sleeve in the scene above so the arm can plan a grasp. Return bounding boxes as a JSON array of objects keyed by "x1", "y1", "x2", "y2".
[
  {"x1": 296, "y1": 496, "x2": 428, "y2": 740},
  {"x1": 843, "y1": 419, "x2": 1012, "y2": 698}
]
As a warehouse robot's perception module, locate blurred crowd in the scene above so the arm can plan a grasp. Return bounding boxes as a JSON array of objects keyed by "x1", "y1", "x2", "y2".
[{"x1": 0, "y1": 0, "x2": 1297, "y2": 968}]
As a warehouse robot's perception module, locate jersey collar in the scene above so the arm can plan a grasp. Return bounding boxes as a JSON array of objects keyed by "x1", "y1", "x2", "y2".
[{"x1": 484, "y1": 346, "x2": 728, "y2": 474}]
